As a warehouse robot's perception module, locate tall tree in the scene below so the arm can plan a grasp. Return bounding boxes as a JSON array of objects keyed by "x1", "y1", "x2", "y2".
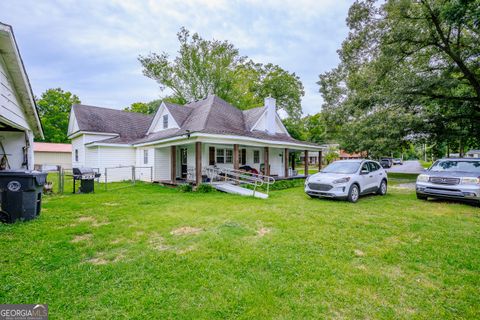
[
  {"x1": 319, "y1": 0, "x2": 480, "y2": 156},
  {"x1": 139, "y1": 27, "x2": 304, "y2": 119},
  {"x1": 36, "y1": 88, "x2": 80, "y2": 143}
]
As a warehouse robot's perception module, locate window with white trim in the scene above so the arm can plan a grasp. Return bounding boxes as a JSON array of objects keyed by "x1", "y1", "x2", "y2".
[
  {"x1": 253, "y1": 150, "x2": 260, "y2": 164},
  {"x1": 225, "y1": 149, "x2": 233, "y2": 163},
  {"x1": 163, "y1": 114, "x2": 168, "y2": 129},
  {"x1": 216, "y1": 148, "x2": 233, "y2": 164},
  {"x1": 143, "y1": 150, "x2": 148, "y2": 164}
]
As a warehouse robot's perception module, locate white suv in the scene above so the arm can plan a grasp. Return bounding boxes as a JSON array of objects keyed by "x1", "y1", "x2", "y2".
[{"x1": 305, "y1": 160, "x2": 388, "y2": 203}]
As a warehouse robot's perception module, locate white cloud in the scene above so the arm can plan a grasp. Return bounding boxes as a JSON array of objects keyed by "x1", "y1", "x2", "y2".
[{"x1": 0, "y1": 0, "x2": 350, "y2": 114}]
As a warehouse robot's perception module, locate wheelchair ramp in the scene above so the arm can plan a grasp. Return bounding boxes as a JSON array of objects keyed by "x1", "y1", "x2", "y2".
[{"x1": 212, "y1": 182, "x2": 268, "y2": 199}]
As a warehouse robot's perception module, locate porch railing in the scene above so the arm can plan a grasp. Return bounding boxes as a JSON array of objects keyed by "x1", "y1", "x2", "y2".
[{"x1": 203, "y1": 166, "x2": 275, "y2": 196}]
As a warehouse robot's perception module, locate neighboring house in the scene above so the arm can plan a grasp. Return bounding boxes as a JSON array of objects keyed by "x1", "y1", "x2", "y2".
[
  {"x1": 466, "y1": 150, "x2": 480, "y2": 158},
  {"x1": 339, "y1": 150, "x2": 365, "y2": 160},
  {"x1": 67, "y1": 95, "x2": 324, "y2": 184},
  {"x1": 300, "y1": 143, "x2": 339, "y2": 164},
  {"x1": 0, "y1": 22, "x2": 43, "y2": 170},
  {"x1": 34, "y1": 142, "x2": 72, "y2": 170}
]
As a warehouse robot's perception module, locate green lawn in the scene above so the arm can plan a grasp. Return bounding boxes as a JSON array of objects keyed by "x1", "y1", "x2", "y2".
[{"x1": 1, "y1": 178, "x2": 479, "y2": 319}]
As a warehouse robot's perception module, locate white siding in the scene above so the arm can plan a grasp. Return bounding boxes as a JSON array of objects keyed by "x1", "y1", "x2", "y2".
[
  {"x1": 269, "y1": 147, "x2": 285, "y2": 177},
  {"x1": 250, "y1": 112, "x2": 288, "y2": 135},
  {"x1": 0, "y1": 131, "x2": 28, "y2": 169},
  {"x1": 0, "y1": 55, "x2": 30, "y2": 131},
  {"x1": 85, "y1": 146, "x2": 98, "y2": 168},
  {"x1": 71, "y1": 136, "x2": 85, "y2": 167},
  {"x1": 98, "y1": 147, "x2": 136, "y2": 182},
  {"x1": 150, "y1": 105, "x2": 179, "y2": 132},
  {"x1": 154, "y1": 147, "x2": 171, "y2": 181},
  {"x1": 135, "y1": 148, "x2": 154, "y2": 182}
]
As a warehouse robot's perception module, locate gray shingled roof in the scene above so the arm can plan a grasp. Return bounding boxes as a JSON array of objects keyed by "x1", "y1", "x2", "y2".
[
  {"x1": 75, "y1": 95, "x2": 320, "y2": 147},
  {"x1": 72, "y1": 104, "x2": 153, "y2": 142}
]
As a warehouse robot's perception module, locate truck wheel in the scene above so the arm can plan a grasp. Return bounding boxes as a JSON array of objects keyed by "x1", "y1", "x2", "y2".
[{"x1": 347, "y1": 184, "x2": 360, "y2": 203}]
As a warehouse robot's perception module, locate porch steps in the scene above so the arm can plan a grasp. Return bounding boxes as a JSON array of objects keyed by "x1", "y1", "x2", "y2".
[{"x1": 212, "y1": 182, "x2": 268, "y2": 199}]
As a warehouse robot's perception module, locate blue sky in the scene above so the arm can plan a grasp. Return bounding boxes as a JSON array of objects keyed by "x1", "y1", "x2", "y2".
[{"x1": 1, "y1": 0, "x2": 350, "y2": 115}]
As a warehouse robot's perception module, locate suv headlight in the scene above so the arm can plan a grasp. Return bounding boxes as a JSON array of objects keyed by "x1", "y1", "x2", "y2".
[
  {"x1": 417, "y1": 174, "x2": 429, "y2": 182},
  {"x1": 461, "y1": 177, "x2": 480, "y2": 185},
  {"x1": 332, "y1": 177, "x2": 350, "y2": 184}
]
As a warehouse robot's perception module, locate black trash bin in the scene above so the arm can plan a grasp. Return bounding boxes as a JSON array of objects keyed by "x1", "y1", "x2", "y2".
[{"x1": 0, "y1": 170, "x2": 48, "y2": 223}]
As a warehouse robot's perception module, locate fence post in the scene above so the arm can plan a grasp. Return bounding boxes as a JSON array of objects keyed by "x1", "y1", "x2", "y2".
[
  {"x1": 150, "y1": 166, "x2": 153, "y2": 182},
  {"x1": 105, "y1": 168, "x2": 108, "y2": 191},
  {"x1": 132, "y1": 166, "x2": 136, "y2": 185}
]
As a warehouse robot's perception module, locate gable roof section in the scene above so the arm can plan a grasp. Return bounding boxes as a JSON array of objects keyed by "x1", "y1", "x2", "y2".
[
  {"x1": 0, "y1": 22, "x2": 43, "y2": 138},
  {"x1": 71, "y1": 104, "x2": 153, "y2": 143},
  {"x1": 243, "y1": 107, "x2": 266, "y2": 130}
]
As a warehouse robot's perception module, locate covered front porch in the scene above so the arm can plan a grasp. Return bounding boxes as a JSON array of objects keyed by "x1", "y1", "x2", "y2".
[{"x1": 149, "y1": 140, "x2": 323, "y2": 185}]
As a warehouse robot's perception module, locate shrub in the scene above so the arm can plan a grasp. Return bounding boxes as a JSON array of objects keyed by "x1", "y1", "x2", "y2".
[
  {"x1": 196, "y1": 183, "x2": 215, "y2": 193},
  {"x1": 178, "y1": 183, "x2": 193, "y2": 192}
]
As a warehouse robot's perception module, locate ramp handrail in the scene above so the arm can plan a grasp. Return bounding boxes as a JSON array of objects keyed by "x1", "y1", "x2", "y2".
[{"x1": 203, "y1": 166, "x2": 275, "y2": 196}]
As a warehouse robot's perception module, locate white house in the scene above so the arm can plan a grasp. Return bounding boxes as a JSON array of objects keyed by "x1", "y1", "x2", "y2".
[
  {"x1": 0, "y1": 22, "x2": 43, "y2": 170},
  {"x1": 67, "y1": 95, "x2": 323, "y2": 184}
]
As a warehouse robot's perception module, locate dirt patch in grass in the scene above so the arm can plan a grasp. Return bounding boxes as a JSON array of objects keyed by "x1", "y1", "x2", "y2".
[
  {"x1": 77, "y1": 216, "x2": 110, "y2": 228},
  {"x1": 71, "y1": 234, "x2": 92, "y2": 243},
  {"x1": 170, "y1": 226, "x2": 203, "y2": 236},
  {"x1": 149, "y1": 233, "x2": 171, "y2": 251},
  {"x1": 257, "y1": 227, "x2": 271, "y2": 237},
  {"x1": 103, "y1": 202, "x2": 119, "y2": 206},
  {"x1": 85, "y1": 250, "x2": 126, "y2": 265},
  {"x1": 354, "y1": 249, "x2": 365, "y2": 257}
]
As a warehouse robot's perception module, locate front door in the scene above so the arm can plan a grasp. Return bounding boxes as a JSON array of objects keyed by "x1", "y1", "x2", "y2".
[{"x1": 180, "y1": 148, "x2": 188, "y2": 179}]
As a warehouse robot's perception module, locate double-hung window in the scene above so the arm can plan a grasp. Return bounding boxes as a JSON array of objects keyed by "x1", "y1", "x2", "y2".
[
  {"x1": 216, "y1": 149, "x2": 225, "y2": 163},
  {"x1": 143, "y1": 150, "x2": 148, "y2": 164},
  {"x1": 253, "y1": 150, "x2": 260, "y2": 164},
  {"x1": 225, "y1": 149, "x2": 233, "y2": 163},
  {"x1": 163, "y1": 114, "x2": 168, "y2": 129}
]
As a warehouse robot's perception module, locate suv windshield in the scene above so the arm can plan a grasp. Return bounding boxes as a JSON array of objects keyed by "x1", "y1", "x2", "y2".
[
  {"x1": 429, "y1": 160, "x2": 480, "y2": 173},
  {"x1": 322, "y1": 161, "x2": 361, "y2": 174}
]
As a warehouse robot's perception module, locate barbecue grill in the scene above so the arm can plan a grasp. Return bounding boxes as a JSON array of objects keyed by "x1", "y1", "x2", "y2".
[{"x1": 73, "y1": 167, "x2": 101, "y2": 193}]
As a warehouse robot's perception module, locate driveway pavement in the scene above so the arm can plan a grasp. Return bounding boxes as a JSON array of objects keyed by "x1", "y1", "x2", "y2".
[{"x1": 386, "y1": 160, "x2": 424, "y2": 174}]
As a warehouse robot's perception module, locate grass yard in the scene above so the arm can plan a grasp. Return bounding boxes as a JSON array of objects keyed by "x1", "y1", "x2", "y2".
[{"x1": 1, "y1": 176, "x2": 479, "y2": 319}]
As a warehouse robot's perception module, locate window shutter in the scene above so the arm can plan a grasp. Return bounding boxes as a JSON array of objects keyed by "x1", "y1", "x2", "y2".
[{"x1": 209, "y1": 147, "x2": 215, "y2": 165}]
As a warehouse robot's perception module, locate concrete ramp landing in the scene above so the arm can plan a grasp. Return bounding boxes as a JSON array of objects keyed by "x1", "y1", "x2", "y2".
[{"x1": 212, "y1": 183, "x2": 268, "y2": 199}]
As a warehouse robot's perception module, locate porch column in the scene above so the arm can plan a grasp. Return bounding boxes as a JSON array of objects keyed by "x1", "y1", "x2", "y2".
[
  {"x1": 195, "y1": 142, "x2": 202, "y2": 186},
  {"x1": 233, "y1": 144, "x2": 239, "y2": 170},
  {"x1": 264, "y1": 147, "x2": 270, "y2": 176},
  {"x1": 171, "y1": 146, "x2": 176, "y2": 183},
  {"x1": 284, "y1": 148, "x2": 289, "y2": 178},
  {"x1": 304, "y1": 150, "x2": 309, "y2": 176},
  {"x1": 318, "y1": 150, "x2": 323, "y2": 171}
]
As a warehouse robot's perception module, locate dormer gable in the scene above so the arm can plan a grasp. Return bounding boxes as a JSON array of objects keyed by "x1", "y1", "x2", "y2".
[
  {"x1": 249, "y1": 98, "x2": 289, "y2": 136},
  {"x1": 147, "y1": 102, "x2": 180, "y2": 134}
]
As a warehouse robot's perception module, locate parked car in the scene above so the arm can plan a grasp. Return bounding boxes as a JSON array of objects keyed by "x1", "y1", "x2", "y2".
[
  {"x1": 392, "y1": 158, "x2": 403, "y2": 165},
  {"x1": 416, "y1": 158, "x2": 480, "y2": 204},
  {"x1": 305, "y1": 159, "x2": 387, "y2": 203},
  {"x1": 380, "y1": 158, "x2": 393, "y2": 168}
]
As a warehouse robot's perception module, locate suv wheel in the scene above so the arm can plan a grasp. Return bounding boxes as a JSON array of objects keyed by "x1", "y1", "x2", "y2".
[
  {"x1": 377, "y1": 180, "x2": 387, "y2": 195},
  {"x1": 416, "y1": 193, "x2": 428, "y2": 200},
  {"x1": 347, "y1": 184, "x2": 360, "y2": 203}
]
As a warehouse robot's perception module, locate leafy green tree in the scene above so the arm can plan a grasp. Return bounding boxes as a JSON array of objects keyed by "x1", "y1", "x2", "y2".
[
  {"x1": 319, "y1": 0, "x2": 480, "y2": 157},
  {"x1": 36, "y1": 88, "x2": 80, "y2": 143},
  {"x1": 139, "y1": 27, "x2": 304, "y2": 119}
]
